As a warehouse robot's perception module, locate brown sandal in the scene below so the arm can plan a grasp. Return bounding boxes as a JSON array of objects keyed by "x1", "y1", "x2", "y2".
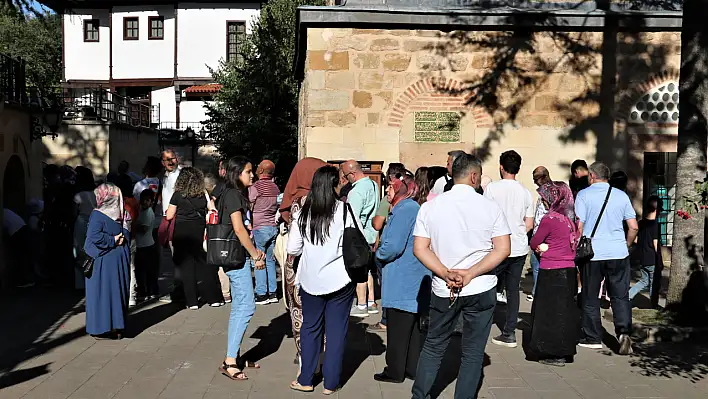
[
  {"x1": 290, "y1": 381, "x2": 314, "y2": 392},
  {"x1": 219, "y1": 362, "x2": 248, "y2": 380}
]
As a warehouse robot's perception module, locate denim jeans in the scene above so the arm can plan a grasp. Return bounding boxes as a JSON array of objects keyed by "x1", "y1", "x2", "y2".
[
  {"x1": 629, "y1": 264, "x2": 655, "y2": 300},
  {"x1": 530, "y1": 252, "x2": 540, "y2": 296},
  {"x1": 580, "y1": 257, "x2": 632, "y2": 343},
  {"x1": 253, "y1": 226, "x2": 278, "y2": 296},
  {"x1": 226, "y1": 266, "x2": 256, "y2": 358},
  {"x1": 495, "y1": 255, "x2": 527, "y2": 337},
  {"x1": 412, "y1": 289, "x2": 496, "y2": 399}
]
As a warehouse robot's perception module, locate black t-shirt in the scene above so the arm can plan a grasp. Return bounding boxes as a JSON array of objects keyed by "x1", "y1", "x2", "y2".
[
  {"x1": 218, "y1": 188, "x2": 249, "y2": 225},
  {"x1": 638, "y1": 218, "x2": 659, "y2": 266},
  {"x1": 170, "y1": 192, "x2": 207, "y2": 223},
  {"x1": 570, "y1": 176, "x2": 590, "y2": 198}
]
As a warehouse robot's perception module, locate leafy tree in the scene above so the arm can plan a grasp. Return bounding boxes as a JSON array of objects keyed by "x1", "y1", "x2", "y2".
[
  {"x1": 0, "y1": 5, "x2": 61, "y2": 93},
  {"x1": 206, "y1": 0, "x2": 325, "y2": 185}
]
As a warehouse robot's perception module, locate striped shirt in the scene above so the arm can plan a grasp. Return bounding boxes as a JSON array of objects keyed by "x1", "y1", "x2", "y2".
[{"x1": 248, "y1": 178, "x2": 281, "y2": 229}]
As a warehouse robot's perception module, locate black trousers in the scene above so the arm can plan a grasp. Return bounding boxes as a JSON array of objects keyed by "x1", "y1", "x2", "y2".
[
  {"x1": 580, "y1": 257, "x2": 632, "y2": 342},
  {"x1": 385, "y1": 308, "x2": 423, "y2": 380},
  {"x1": 135, "y1": 244, "x2": 160, "y2": 298},
  {"x1": 173, "y1": 220, "x2": 221, "y2": 307}
]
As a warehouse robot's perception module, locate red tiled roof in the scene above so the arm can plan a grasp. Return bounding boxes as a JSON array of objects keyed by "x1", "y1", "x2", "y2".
[{"x1": 184, "y1": 83, "x2": 222, "y2": 94}]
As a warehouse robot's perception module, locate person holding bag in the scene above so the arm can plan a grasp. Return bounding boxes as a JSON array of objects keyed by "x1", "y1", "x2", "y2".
[
  {"x1": 217, "y1": 156, "x2": 265, "y2": 381},
  {"x1": 84, "y1": 183, "x2": 131, "y2": 340},
  {"x1": 286, "y1": 165, "x2": 360, "y2": 395}
]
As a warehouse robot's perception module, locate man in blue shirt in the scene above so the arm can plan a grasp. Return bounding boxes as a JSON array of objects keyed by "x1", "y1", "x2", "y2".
[
  {"x1": 341, "y1": 160, "x2": 380, "y2": 318},
  {"x1": 575, "y1": 162, "x2": 638, "y2": 355}
]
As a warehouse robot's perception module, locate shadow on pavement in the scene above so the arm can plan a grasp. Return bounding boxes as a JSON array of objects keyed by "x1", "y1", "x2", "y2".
[
  {"x1": 242, "y1": 312, "x2": 294, "y2": 365},
  {"x1": 339, "y1": 319, "x2": 385, "y2": 387},
  {"x1": 0, "y1": 364, "x2": 51, "y2": 390},
  {"x1": 628, "y1": 342, "x2": 708, "y2": 382}
]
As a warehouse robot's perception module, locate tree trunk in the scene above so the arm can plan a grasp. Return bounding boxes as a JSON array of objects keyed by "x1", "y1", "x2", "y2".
[{"x1": 668, "y1": 0, "x2": 708, "y2": 306}]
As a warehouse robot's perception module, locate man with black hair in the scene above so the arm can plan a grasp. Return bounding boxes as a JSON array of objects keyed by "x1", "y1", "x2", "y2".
[
  {"x1": 484, "y1": 150, "x2": 534, "y2": 348},
  {"x1": 570, "y1": 159, "x2": 590, "y2": 198},
  {"x1": 412, "y1": 153, "x2": 510, "y2": 399},
  {"x1": 430, "y1": 150, "x2": 466, "y2": 195}
]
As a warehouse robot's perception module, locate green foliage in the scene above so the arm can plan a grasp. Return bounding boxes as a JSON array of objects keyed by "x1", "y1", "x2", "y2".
[
  {"x1": 206, "y1": 0, "x2": 325, "y2": 184},
  {"x1": 0, "y1": 6, "x2": 61, "y2": 93}
]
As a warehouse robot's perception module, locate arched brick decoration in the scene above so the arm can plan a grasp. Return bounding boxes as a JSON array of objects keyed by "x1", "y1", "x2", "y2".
[
  {"x1": 387, "y1": 77, "x2": 493, "y2": 128},
  {"x1": 617, "y1": 69, "x2": 681, "y2": 128}
]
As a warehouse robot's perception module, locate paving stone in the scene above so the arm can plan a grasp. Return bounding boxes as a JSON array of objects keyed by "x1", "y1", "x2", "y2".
[
  {"x1": 536, "y1": 390, "x2": 583, "y2": 399},
  {"x1": 489, "y1": 387, "x2": 542, "y2": 399}
]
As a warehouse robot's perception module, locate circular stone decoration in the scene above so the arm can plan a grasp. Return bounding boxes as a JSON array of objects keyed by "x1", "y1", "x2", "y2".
[{"x1": 629, "y1": 81, "x2": 679, "y2": 125}]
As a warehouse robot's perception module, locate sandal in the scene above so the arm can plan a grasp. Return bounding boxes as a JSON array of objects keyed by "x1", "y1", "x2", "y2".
[
  {"x1": 323, "y1": 388, "x2": 338, "y2": 395},
  {"x1": 290, "y1": 381, "x2": 314, "y2": 392},
  {"x1": 219, "y1": 361, "x2": 248, "y2": 381}
]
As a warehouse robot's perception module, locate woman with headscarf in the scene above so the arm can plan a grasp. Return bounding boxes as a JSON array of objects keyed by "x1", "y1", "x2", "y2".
[
  {"x1": 84, "y1": 183, "x2": 131, "y2": 340},
  {"x1": 528, "y1": 181, "x2": 580, "y2": 367},
  {"x1": 278, "y1": 157, "x2": 327, "y2": 367},
  {"x1": 374, "y1": 172, "x2": 431, "y2": 383}
]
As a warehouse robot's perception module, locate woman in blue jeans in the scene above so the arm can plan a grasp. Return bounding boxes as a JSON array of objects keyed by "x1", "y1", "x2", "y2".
[
  {"x1": 286, "y1": 165, "x2": 359, "y2": 394},
  {"x1": 218, "y1": 156, "x2": 266, "y2": 381}
]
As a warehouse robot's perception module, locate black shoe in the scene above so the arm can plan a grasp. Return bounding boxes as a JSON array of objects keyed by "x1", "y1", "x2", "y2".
[
  {"x1": 539, "y1": 358, "x2": 566, "y2": 367},
  {"x1": 491, "y1": 334, "x2": 518, "y2": 348},
  {"x1": 374, "y1": 372, "x2": 404, "y2": 383},
  {"x1": 255, "y1": 294, "x2": 270, "y2": 305}
]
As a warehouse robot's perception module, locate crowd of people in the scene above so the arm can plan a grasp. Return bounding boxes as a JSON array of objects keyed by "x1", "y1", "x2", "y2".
[{"x1": 1, "y1": 148, "x2": 661, "y2": 398}]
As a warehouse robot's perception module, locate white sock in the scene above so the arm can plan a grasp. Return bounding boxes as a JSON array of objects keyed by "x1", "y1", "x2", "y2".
[{"x1": 357, "y1": 304, "x2": 367, "y2": 309}]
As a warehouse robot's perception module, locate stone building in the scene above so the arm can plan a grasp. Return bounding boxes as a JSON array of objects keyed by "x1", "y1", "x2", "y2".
[{"x1": 295, "y1": 0, "x2": 683, "y2": 244}]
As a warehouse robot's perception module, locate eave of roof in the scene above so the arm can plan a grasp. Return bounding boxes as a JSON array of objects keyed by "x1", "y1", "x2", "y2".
[{"x1": 294, "y1": 4, "x2": 683, "y2": 80}]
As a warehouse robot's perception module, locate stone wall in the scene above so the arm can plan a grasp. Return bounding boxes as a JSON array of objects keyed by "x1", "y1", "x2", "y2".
[
  {"x1": 299, "y1": 27, "x2": 681, "y2": 199},
  {"x1": 44, "y1": 121, "x2": 160, "y2": 178}
]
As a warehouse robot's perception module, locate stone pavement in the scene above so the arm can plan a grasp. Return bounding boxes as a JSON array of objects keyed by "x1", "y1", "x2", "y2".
[{"x1": 1, "y1": 286, "x2": 707, "y2": 399}]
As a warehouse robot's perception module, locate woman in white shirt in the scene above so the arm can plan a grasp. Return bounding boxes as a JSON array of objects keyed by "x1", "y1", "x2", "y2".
[{"x1": 286, "y1": 165, "x2": 358, "y2": 395}]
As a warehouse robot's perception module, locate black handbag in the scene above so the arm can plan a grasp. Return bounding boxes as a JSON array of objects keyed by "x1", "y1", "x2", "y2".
[
  {"x1": 575, "y1": 187, "x2": 612, "y2": 263},
  {"x1": 206, "y1": 189, "x2": 246, "y2": 268},
  {"x1": 342, "y1": 202, "x2": 371, "y2": 284}
]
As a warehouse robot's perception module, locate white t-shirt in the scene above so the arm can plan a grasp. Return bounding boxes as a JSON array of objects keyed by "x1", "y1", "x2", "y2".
[
  {"x1": 484, "y1": 179, "x2": 534, "y2": 257},
  {"x1": 135, "y1": 207, "x2": 155, "y2": 248},
  {"x1": 430, "y1": 175, "x2": 450, "y2": 195},
  {"x1": 414, "y1": 185, "x2": 511, "y2": 298},
  {"x1": 133, "y1": 177, "x2": 160, "y2": 199},
  {"x1": 286, "y1": 201, "x2": 360, "y2": 296},
  {"x1": 3, "y1": 208, "x2": 26, "y2": 236}
]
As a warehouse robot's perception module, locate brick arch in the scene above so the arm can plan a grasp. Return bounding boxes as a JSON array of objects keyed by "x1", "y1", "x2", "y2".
[
  {"x1": 617, "y1": 69, "x2": 681, "y2": 127},
  {"x1": 387, "y1": 78, "x2": 493, "y2": 128}
]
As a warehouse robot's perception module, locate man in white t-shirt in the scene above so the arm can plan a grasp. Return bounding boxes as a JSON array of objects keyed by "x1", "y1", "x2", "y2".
[
  {"x1": 412, "y1": 153, "x2": 511, "y2": 399},
  {"x1": 483, "y1": 150, "x2": 534, "y2": 348},
  {"x1": 430, "y1": 150, "x2": 466, "y2": 195}
]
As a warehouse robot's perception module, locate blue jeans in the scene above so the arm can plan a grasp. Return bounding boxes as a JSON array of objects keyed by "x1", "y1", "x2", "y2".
[
  {"x1": 226, "y1": 267, "x2": 256, "y2": 358},
  {"x1": 253, "y1": 226, "x2": 278, "y2": 296},
  {"x1": 530, "y1": 252, "x2": 540, "y2": 296},
  {"x1": 412, "y1": 289, "x2": 496, "y2": 399},
  {"x1": 298, "y1": 284, "x2": 354, "y2": 391},
  {"x1": 629, "y1": 264, "x2": 655, "y2": 300}
]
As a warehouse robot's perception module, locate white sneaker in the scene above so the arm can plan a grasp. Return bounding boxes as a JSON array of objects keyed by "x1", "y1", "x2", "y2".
[
  {"x1": 187, "y1": 305, "x2": 199, "y2": 310},
  {"x1": 496, "y1": 292, "x2": 507, "y2": 303},
  {"x1": 526, "y1": 295, "x2": 534, "y2": 302},
  {"x1": 129, "y1": 300, "x2": 137, "y2": 308}
]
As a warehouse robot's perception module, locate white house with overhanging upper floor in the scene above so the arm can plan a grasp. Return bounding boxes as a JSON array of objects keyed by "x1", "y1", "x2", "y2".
[{"x1": 41, "y1": 0, "x2": 261, "y2": 135}]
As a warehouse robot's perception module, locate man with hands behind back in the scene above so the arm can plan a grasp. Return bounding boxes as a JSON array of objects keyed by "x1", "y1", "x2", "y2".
[{"x1": 411, "y1": 153, "x2": 511, "y2": 399}]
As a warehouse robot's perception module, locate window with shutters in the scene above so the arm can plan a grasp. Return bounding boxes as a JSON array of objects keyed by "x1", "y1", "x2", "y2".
[{"x1": 226, "y1": 21, "x2": 246, "y2": 64}]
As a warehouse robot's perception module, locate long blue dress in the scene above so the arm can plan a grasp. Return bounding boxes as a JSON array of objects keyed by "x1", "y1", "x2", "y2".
[{"x1": 84, "y1": 210, "x2": 131, "y2": 335}]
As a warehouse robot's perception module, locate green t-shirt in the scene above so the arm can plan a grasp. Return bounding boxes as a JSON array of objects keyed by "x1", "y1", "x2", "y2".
[{"x1": 376, "y1": 197, "x2": 390, "y2": 219}]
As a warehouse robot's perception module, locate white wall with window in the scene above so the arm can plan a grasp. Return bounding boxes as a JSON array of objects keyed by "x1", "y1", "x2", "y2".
[
  {"x1": 111, "y1": 6, "x2": 175, "y2": 79},
  {"x1": 63, "y1": 10, "x2": 111, "y2": 81},
  {"x1": 176, "y1": 3, "x2": 260, "y2": 78},
  {"x1": 180, "y1": 100, "x2": 213, "y2": 127}
]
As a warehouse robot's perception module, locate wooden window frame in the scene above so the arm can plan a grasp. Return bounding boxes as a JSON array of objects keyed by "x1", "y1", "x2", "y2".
[
  {"x1": 123, "y1": 17, "x2": 139, "y2": 41},
  {"x1": 226, "y1": 21, "x2": 246, "y2": 64},
  {"x1": 148, "y1": 16, "x2": 164, "y2": 40},
  {"x1": 83, "y1": 19, "x2": 100, "y2": 42}
]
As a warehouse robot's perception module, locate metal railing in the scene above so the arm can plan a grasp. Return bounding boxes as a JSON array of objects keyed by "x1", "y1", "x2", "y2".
[
  {"x1": 1, "y1": 53, "x2": 27, "y2": 103},
  {"x1": 158, "y1": 121, "x2": 215, "y2": 143},
  {"x1": 62, "y1": 88, "x2": 154, "y2": 128}
]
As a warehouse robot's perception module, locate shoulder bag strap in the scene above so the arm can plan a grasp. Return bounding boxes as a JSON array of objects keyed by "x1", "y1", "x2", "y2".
[
  {"x1": 342, "y1": 201, "x2": 348, "y2": 226},
  {"x1": 590, "y1": 187, "x2": 612, "y2": 238}
]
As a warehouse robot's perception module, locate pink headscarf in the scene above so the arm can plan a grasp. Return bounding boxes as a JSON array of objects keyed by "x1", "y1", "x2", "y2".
[
  {"x1": 389, "y1": 172, "x2": 417, "y2": 207},
  {"x1": 94, "y1": 183, "x2": 131, "y2": 230},
  {"x1": 537, "y1": 181, "x2": 579, "y2": 250}
]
